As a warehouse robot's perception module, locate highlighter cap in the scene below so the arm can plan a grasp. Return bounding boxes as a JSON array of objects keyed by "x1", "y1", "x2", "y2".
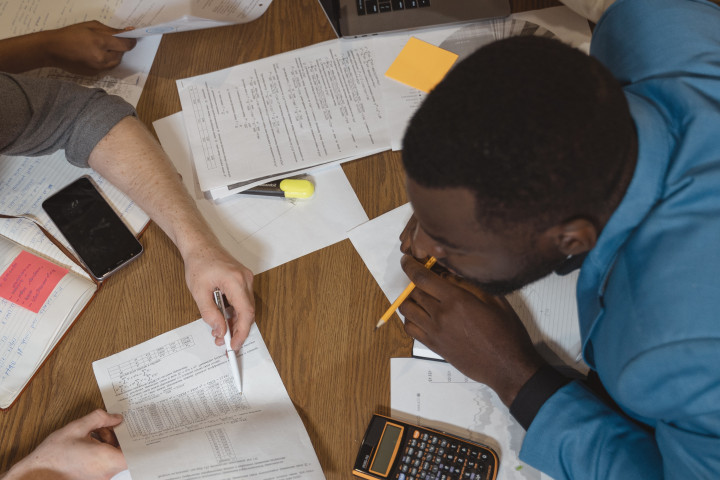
[{"x1": 279, "y1": 179, "x2": 315, "y2": 199}]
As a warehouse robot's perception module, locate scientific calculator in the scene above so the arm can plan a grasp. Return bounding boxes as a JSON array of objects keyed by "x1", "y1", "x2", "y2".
[{"x1": 353, "y1": 414, "x2": 499, "y2": 480}]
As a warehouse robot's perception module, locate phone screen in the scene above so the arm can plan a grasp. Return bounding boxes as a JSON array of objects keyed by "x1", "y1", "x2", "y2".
[{"x1": 42, "y1": 176, "x2": 143, "y2": 281}]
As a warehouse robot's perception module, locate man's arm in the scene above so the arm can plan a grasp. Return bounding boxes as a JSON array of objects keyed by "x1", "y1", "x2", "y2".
[
  {"x1": 0, "y1": 21, "x2": 136, "y2": 75},
  {"x1": 88, "y1": 116, "x2": 255, "y2": 349},
  {"x1": 0, "y1": 73, "x2": 254, "y2": 348}
]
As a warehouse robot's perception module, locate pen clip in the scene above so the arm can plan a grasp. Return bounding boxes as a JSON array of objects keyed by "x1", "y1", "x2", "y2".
[{"x1": 213, "y1": 289, "x2": 228, "y2": 320}]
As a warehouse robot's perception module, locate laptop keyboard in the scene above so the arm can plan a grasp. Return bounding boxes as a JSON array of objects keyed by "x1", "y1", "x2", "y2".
[{"x1": 356, "y1": 0, "x2": 430, "y2": 15}]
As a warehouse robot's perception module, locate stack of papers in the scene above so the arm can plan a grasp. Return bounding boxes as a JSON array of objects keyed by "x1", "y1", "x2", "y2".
[{"x1": 176, "y1": 39, "x2": 392, "y2": 199}]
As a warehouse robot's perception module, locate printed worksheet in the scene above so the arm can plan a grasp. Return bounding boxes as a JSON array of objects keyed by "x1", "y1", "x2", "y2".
[
  {"x1": 154, "y1": 112, "x2": 369, "y2": 274},
  {"x1": 94, "y1": 319, "x2": 325, "y2": 480},
  {"x1": 391, "y1": 357, "x2": 553, "y2": 480},
  {"x1": 177, "y1": 38, "x2": 390, "y2": 198},
  {"x1": 348, "y1": 203, "x2": 588, "y2": 373}
]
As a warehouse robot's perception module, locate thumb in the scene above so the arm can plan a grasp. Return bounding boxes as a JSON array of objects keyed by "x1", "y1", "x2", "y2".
[{"x1": 72, "y1": 410, "x2": 124, "y2": 435}]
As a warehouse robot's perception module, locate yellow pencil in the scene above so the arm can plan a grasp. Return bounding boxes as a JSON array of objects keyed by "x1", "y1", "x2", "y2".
[{"x1": 375, "y1": 256, "x2": 437, "y2": 331}]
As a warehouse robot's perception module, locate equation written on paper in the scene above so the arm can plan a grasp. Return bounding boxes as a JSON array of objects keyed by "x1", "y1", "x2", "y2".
[
  {"x1": 0, "y1": 250, "x2": 68, "y2": 313},
  {"x1": 181, "y1": 41, "x2": 388, "y2": 189},
  {"x1": 108, "y1": 335, "x2": 196, "y2": 395}
]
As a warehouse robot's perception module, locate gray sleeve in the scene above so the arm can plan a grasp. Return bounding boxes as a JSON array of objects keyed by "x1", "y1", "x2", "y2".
[{"x1": 0, "y1": 72, "x2": 136, "y2": 167}]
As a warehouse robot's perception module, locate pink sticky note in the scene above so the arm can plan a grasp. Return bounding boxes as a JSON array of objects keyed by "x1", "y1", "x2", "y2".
[{"x1": 0, "y1": 250, "x2": 69, "y2": 313}]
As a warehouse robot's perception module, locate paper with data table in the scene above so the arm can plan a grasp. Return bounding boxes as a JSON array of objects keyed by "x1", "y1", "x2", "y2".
[
  {"x1": 93, "y1": 320, "x2": 324, "y2": 480},
  {"x1": 177, "y1": 38, "x2": 390, "y2": 199},
  {"x1": 391, "y1": 358, "x2": 553, "y2": 480}
]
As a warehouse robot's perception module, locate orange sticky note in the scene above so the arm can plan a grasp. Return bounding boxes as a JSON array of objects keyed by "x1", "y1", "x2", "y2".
[
  {"x1": 385, "y1": 37, "x2": 458, "y2": 93},
  {"x1": 0, "y1": 251, "x2": 69, "y2": 313}
]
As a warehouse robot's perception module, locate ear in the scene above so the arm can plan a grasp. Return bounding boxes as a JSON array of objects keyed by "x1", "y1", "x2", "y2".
[{"x1": 549, "y1": 218, "x2": 599, "y2": 257}]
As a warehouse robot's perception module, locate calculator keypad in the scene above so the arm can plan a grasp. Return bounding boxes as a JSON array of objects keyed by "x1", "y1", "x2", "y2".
[{"x1": 394, "y1": 429, "x2": 493, "y2": 480}]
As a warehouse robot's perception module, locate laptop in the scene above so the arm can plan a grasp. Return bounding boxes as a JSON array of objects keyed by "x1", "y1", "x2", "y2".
[{"x1": 318, "y1": 0, "x2": 511, "y2": 38}]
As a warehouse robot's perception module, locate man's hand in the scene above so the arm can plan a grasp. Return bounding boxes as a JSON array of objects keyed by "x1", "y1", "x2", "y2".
[
  {"x1": 44, "y1": 21, "x2": 137, "y2": 75},
  {"x1": 0, "y1": 21, "x2": 136, "y2": 75},
  {"x1": 399, "y1": 254, "x2": 546, "y2": 407},
  {"x1": 184, "y1": 244, "x2": 255, "y2": 351},
  {"x1": 4, "y1": 410, "x2": 127, "y2": 480}
]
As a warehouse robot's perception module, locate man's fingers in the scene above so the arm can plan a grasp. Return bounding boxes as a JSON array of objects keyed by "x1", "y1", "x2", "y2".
[
  {"x1": 406, "y1": 287, "x2": 439, "y2": 318},
  {"x1": 400, "y1": 254, "x2": 451, "y2": 299},
  {"x1": 91, "y1": 427, "x2": 121, "y2": 447},
  {"x1": 198, "y1": 294, "x2": 226, "y2": 339},
  {"x1": 103, "y1": 35, "x2": 137, "y2": 53},
  {"x1": 224, "y1": 286, "x2": 255, "y2": 350},
  {"x1": 70, "y1": 410, "x2": 124, "y2": 435},
  {"x1": 399, "y1": 297, "x2": 434, "y2": 338}
]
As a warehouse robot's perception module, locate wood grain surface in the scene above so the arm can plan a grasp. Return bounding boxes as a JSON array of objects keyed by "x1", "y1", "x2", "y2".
[{"x1": 1, "y1": 1, "x2": 561, "y2": 478}]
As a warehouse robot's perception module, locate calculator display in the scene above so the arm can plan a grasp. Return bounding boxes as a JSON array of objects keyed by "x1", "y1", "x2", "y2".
[{"x1": 369, "y1": 423, "x2": 404, "y2": 476}]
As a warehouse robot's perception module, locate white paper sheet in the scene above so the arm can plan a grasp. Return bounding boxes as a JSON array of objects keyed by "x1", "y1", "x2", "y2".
[
  {"x1": 391, "y1": 357, "x2": 553, "y2": 480},
  {"x1": 94, "y1": 319, "x2": 325, "y2": 480},
  {"x1": 0, "y1": 0, "x2": 162, "y2": 107},
  {"x1": 176, "y1": 38, "x2": 390, "y2": 198},
  {"x1": 348, "y1": 203, "x2": 587, "y2": 373},
  {"x1": 113, "y1": 0, "x2": 272, "y2": 38},
  {"x1": 154, "y1": 112, "x2": 369, "y2": 274},
  {"x1": 373, "y1": 6, "x2": 593, "y2": 150}
]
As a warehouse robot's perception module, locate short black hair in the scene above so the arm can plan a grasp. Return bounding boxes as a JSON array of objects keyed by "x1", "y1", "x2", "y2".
[{"x1": 402, "y1": 35, "x2": 636, "y2": 231}]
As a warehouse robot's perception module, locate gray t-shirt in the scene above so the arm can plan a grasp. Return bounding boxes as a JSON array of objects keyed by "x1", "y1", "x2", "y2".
[{"x1": 0, "y1": 72, "x2": 136, "y2": 167}]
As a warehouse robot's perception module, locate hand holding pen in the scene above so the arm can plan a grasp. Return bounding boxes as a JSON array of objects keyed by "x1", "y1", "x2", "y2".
[{"x1": 213, "y1": 289, "x2": 243, "y2": 393}]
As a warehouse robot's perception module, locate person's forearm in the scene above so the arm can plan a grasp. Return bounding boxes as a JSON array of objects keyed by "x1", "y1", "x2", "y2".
[
  {"x1": 87, "y1": 116, "x2": 220, "y2": 259},
  {"x1": 0, "y1": 32, "x2": 53, "y2": 73},
  {"x1": 88, "y1": 115, "x2": 256, "y2": 349}
]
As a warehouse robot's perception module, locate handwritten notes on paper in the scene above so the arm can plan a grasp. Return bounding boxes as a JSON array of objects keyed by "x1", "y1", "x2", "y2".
[
  {"x1": 0, "y1": 251, "x2": 68, "y2": 313},
  {"x1": 384, "y1": 37, "x2": 458, "y2": 93},
  {"x1": 0, "y1": 235, "x2": 97, "y2": 408}
]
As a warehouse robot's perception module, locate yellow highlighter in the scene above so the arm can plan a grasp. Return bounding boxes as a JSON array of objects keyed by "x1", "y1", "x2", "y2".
[{"x1": 241, "y1": 178, "x2": 315, "y2": 199}]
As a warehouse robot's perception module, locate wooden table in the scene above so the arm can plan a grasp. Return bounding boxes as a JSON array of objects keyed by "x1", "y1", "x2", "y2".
[{"x1": 0, "y1": 1, "x2": 561, "y2": 478}]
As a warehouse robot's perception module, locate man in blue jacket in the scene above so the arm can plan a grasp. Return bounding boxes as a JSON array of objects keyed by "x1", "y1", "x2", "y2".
[{"x1": 398, "y1": 0, "x2": 720, "y2": 477}]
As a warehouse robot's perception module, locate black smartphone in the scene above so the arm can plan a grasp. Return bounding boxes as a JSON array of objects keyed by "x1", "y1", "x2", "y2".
[{"x1": 42, "y1": 176, "x2": 144, "y2": 281}]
